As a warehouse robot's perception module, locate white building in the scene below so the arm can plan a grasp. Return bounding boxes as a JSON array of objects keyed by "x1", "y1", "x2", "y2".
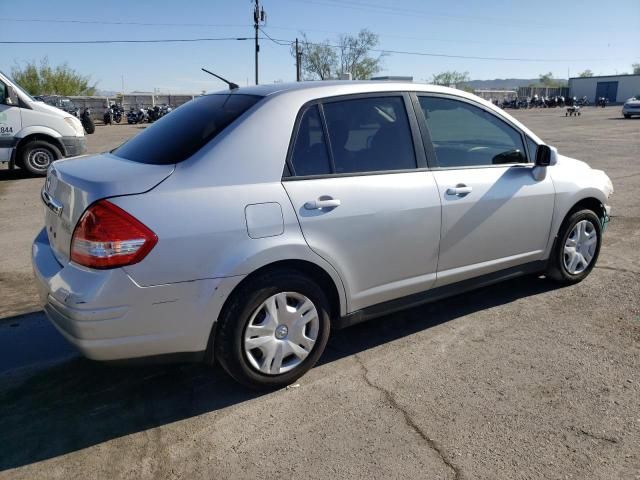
[{"x1": 569, "y1": 74, "x2": 640, "y2": 104}]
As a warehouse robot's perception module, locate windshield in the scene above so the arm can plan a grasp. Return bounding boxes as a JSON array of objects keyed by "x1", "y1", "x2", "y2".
[
  {"x1": 0, "y1": 70, "x2": 35, "y2": 102},
  {"x1": 113, "y1": 94, "x2": 262, "y2": 165}
]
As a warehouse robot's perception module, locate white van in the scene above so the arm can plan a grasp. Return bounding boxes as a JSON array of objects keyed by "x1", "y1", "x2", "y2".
[{"x1": 0, "y1": 71, "x2": 87, "y2": 175}]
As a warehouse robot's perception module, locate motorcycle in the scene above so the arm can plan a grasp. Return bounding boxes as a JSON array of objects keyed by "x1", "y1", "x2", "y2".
[
  {"x1": 147, "y1": 105, "x2": 162, "y2": 123},
  {"x1": 103, "y1": 105, "x2": 114, "y2": 125},
  {"x1": 81, "y1": 107, "x2": 95, "y2": 134},
  {"x1": 127, "y1": 106, "x2": 148, "y2": 124},
  {"x1": 110, "y1": 103, "x2": 124, "y2": 123},
  {"x1": 161, "y1": 104, "x2": 173, "y2": 116}
]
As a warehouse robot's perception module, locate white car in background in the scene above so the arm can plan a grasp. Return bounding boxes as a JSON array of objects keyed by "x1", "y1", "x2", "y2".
[{"x1": 622, "y1": 95, "x2": 640, "y2": 118}]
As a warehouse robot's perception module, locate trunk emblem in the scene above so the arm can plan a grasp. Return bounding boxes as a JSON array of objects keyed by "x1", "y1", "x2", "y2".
[
  {"x1": 41, "y1": 188, "x2": 63, "y2": 217},
  {"x1": 45, "y1": 168, "x2": 58, "y2": 193}
]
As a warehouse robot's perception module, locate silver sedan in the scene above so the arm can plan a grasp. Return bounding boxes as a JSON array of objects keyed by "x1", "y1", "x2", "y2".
[{"x1": 33, "y1": 81, "x2": 613, "y2": 388}]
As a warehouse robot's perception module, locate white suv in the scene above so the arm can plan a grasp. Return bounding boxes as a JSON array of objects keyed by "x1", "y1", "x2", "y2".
[{"x1": 32, "y1": 81, "x2": 613, "y2": 388}]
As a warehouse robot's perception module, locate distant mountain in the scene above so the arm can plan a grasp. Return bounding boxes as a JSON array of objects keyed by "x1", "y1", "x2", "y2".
[
  {"x1": 95, "y1": 89, "x2": 119, "y2": 97},
  {"x1": 464, "y1": 78, "x2": 567, "y2": 90}
]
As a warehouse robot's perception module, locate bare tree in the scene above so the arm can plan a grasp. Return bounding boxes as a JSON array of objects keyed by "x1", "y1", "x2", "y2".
[
  {"x1": 337, "y1": 29, "x2": 383, "y2": 79},
  {"x1": 293, "y1": 29, "x2": 383, "y2": 80},
  {"x1": 293, "y1": 33, "x2": 337, "y2": 80}
]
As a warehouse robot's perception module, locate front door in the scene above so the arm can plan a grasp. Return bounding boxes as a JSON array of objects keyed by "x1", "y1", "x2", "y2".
[
  {"x1": 283, "y1": 95, "x2": 442, "y2": 312},
  {"x1": 416, "y1": 95, "x2": 555, "y2": 286},
  {"x1": 0, "y1": 81, "x2": 21, "y2": 162}
]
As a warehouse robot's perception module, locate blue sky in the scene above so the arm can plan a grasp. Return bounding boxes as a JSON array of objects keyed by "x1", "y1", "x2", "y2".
[{"x1": 1, "y1": 0, "x2": 638, "y2": 93}]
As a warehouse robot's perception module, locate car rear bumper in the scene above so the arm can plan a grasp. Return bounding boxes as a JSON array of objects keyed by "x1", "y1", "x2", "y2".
[{"x1": 31, "y1": 228, "x2": 244, "y2": 361}]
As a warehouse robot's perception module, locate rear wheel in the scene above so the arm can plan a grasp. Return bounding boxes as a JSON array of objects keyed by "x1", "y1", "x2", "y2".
[
  {"x1": 20, "y1": 140, "x2": 61, "y2": 176},
  {"x1": 214, "y1": 270, "x2": 331, "y2": 389},
  {"x1": 546, "y1": 209, "x2": 602, "y2": 284}
]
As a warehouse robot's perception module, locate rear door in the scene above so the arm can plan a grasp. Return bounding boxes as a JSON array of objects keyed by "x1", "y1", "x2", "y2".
[
  {"x1": 415, "y1": 94, "x2": 555, "y2": 286},
  {"x1": 283, "y1": 93, "x2": 442, "y2": 312}
]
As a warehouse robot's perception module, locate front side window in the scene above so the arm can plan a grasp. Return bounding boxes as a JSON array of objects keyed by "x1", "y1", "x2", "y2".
[
  {"x1": 322, "y1": 96, "x2": 417, "y2": 174},
  {"x1": 114, "y1": 94, "x2": 261, "y2": 165},
  {"x1": 418, "y1": 96, "x2": 527, "y2": 168},
  {"x1": 0, "y1": 81, "x2": 6, "y2": 103}
]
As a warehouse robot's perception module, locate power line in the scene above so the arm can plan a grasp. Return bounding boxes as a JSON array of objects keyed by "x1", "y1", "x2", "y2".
[
  {"x1": 0, "y1": 33, "x2": 629, "y2": 63},
  {"x1": 0, "y1": 17, "x2": 248, "y2": 28},
  {"x1": 0, "y1": 16, "x2": 621, "y2": 49},
  {"x1": 259, "y1": 26, "x2": 292, "y2": 46},
  {"x1": 262, "y1": 33, "x2": 627, "y2": 63},
  {"x1": 0, "y1": 37, "x2": 253, "y2": 45},
  {"x1": 283, "y1": 0, "x2": 548, "y2": 28}
]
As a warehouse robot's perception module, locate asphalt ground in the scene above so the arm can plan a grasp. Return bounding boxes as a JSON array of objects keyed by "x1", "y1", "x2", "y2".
[{"x1": 0, "y1": 107, "x2": 638, "y2": 479}]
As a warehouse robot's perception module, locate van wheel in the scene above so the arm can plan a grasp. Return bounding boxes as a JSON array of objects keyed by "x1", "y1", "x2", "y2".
[
  {"x1": 546, "y1": 209, "x2": 602, "y2": 284},
  {"x1": 21, "y1": 140, "x2": 61, "y2": 176},
  {"x1": 214, "y1": 270, "x2": 331, "y2": 389}
]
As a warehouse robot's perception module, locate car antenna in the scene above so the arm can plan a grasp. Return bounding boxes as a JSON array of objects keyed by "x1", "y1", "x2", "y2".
[{"x1": 201, "y1": 68, "x2": 239, "y2": 90}]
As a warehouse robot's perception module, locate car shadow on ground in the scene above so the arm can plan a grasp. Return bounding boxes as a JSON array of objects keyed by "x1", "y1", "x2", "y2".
[
  {"x1": 0, "y1": 274, "x2": 559, "y2": 472},
  {"x1": 0, "y1": 168, "x2": 39, "y2": 182}
]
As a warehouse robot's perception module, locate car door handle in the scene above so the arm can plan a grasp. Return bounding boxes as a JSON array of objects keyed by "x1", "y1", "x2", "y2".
[
  {"x1": 304, "y1": 198, "x2": 341, "y2": 210},
  {"x1": 446, "y1": 185, "x2": 473, "y2": 196}
]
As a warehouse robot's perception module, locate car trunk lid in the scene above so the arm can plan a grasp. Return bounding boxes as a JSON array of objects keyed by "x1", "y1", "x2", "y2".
[{"x1": 42, "y1": 153, "x2": 174, "y2": 264}]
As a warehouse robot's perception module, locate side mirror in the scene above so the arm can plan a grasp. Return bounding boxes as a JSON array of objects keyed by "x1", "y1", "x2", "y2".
[
  {"x1": 535, "y1": 144, "x2": 558, "y2": 167},
  {"x1": 4, "y1": 86, "x2": 18, "y2": 106}
]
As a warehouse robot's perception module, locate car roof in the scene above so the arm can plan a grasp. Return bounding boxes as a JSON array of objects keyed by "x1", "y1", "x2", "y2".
[{"x1": 207, "y1": 80, "x2": 468, "y2": 99}]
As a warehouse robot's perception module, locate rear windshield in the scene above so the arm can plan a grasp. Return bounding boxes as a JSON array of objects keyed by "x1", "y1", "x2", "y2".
[{"x1": 113, "y1": 94, "x2": 261, "y2": 164}]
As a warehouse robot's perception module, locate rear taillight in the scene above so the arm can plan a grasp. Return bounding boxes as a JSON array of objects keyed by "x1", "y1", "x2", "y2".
[{"x1": 70, "y1": 200, "x2": 157, "y2": 269}]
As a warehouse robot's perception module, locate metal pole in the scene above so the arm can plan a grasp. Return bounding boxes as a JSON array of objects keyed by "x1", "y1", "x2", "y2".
[
  {"x1": 295, "y1": 38, "x2": 301, "y2": 82},
  {"x1": 254, "y1": 0, "x2": 259, "y2": 85}
]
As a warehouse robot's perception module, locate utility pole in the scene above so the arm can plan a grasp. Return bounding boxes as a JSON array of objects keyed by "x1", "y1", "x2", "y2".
[
  {"x1": 295, "y1": 38, "x2": 302, "y2": 81},
  {"x1": 253, "y1": 0, "x2": 266, "y2": 85}
]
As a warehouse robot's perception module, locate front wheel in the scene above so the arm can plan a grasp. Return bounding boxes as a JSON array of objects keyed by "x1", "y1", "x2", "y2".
[
  {"x1": 214, "y1": 270, "x2": 331, "y2": 389},
  {"x1": 546, "y1": 209, "x2": 602, "y2": 284},
  {"x1": 20, "y1": 140, "x2": 61, "y2": 176}
]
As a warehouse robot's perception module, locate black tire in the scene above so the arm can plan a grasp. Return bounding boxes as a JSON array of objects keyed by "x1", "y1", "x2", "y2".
[
  {"x1": 624, "y1": 114, "x2": 631, "y2": 119},
  {"x1": 20, "y1": 140, "x2": 61, "y2": 176},
  {"x1": 214, "y1": 270, "x2": 331, "y2": 389},
  {"x1": 82, "y1": 117, "x2": 95, "y2": 134},
  {"x1": 546, "y1": 209, "x2": 602, "y2": 284}
]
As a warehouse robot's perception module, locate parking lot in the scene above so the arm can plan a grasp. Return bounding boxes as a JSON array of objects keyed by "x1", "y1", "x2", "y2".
[{"x1": 0, "y1": 108, "x2": 638, "y2": 479}]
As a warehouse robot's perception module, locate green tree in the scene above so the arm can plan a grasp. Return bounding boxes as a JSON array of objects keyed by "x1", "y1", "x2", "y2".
[
  {"x1": 538, "y1": 72, "x2": 566, "y2": 87},
  {"x1": 11, "y1": 57, "x2": 97, "y2": 96},
  {"x1": 632, "y1": 63, "x2": 640, "y2": 75},
  {"x1": 430, "y1": 71, "x2": 470, "y2": 88},
  {"x1": 578, "y1": 69, "x2": 594, "y2": 77},
  {"x1": 294, "y1": 29, "x2": 383, "y2": 80}
]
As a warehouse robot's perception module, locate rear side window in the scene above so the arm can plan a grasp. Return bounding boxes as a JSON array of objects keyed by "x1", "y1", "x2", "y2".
[
  {"x1": 322, "y1": 96, "x2": 416, "y2": 174},
  {"x1": 418, "y1": 96, "x2": 526, "y2": 168},
  {"x1": 114, "y1": 94, "x2": 261, "y2": 165},
  {"x1": 290, "y1": 105, "x2": 331, "y2": 176}
]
